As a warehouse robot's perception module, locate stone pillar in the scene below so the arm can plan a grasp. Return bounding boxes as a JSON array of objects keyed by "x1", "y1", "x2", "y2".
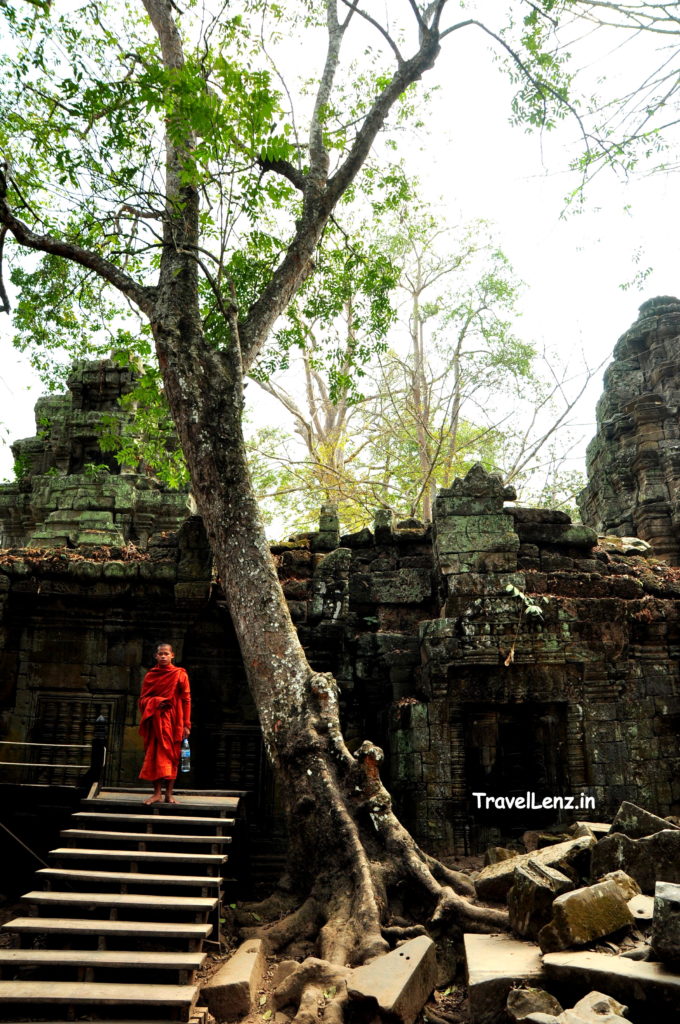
[{"x1": 401, "y1": 465, "x2": 521, "y2": 852}]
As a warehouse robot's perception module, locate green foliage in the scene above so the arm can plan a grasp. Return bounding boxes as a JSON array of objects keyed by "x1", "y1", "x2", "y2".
[
  {"x1": 12, "y1": 453, "x2": 29, "y2": 481},
  {"x1": 253, "y1": 218, "x2": 399, "y2": 400},
  {"x1": 0, "y1": 0, "x2": 605, "y2": 539},
  {"x1": 98, "y1": 364, "x2": 189, "y2": 490},
  {"x1": 505, "y1": 583, "x2": 546, "y2": 619},
  {"x1": 82, "y1": 461, "x2": 110, "y2": 479}
]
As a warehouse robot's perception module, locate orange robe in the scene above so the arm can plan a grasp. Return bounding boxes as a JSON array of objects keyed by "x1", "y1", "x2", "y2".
[{"x1": 138, "y1": 665, "x2": 191, "y2": 781}]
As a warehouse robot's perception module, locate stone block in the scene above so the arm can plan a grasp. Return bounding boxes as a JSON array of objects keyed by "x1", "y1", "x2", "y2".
[
  {"x1": 475, "y1": 836, "x2": 594, "y2": 903},
  {"x1": 627, "y1": 893, "x2": 654, "y2": 925},
  {"x1": 651, "y1": 880, "x2": 680, "y2": 963},
  {"x1": 483, "y1": 846, "x2": 517, "y2": 866},
  {"x1": 568, "y1": 822, "x2": 611, "y2": 842},
  {"x1": 373, "y1": 508, "x2": 395, "y2": 544},
  {"x1": 506, "y1": 987, "x2": 563, "y2": 1022},
  {"x1": 339, "y1": 526, "x2": 373, "y2": 548},
  {"x1": 464, "y1": 933, "x2": 545, "y2": 1024},
  {"x1": 543, "y1": 950, "x2": 680, "y2": 1016},
  {"x1": 596, "y1": 870, "x2": 640, "y2": 901},
  {"x1": 515, "y1": 524, "x2": 597, "y2": 548},
  {"x1": 538, "y1": 880, "x2": 633, "y2": 953},
  {"x1": 591, "y1": 829, "x2": 680, "y2": 893},
  {"x1": 568, "y1": 990, "x2": 629, "y2": 1023},
  {"x1": 349, "y1": 569, "x2": 432, "y2": 605},
  {"x1": 348, "y1": 935, "x2": 437, "y2": 1024},
  {"x1": 508, "y1": 860, "x2": 575, "y2": 939},
  {"x1": 203, "y1": 938, "x2": 265, "y2": 1021},
  {"x1": 609, "y1": 799, "x2": 679, "y2": 838}
]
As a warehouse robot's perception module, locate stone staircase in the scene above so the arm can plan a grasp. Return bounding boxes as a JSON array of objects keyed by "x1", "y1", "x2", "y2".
[{"x1": 0, "y1": 786, "x2": 244, "y2": 1022}]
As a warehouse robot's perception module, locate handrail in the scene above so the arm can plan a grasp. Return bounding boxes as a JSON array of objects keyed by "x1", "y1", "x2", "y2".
[
  {"x1": 0, "y1": 761, "x2": 89, "y2": 769},
  {"x1": 0, "y1": 715, "x2": 108, "y2": 792},
  {"x1": 0, "y1": 740, "x2": 90, "y2": 750}
]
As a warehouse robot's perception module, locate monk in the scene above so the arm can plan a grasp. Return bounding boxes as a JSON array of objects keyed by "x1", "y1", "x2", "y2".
[{"x1": 138, "y1": 643, "x2": 191, "y2": 804}]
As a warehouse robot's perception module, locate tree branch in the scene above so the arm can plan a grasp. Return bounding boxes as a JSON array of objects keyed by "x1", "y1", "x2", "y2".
[
  {"x1": 239, "y1": 5, "x2": 450, "y2": 371},
  {"x1": 257, "y1": 156, "x2": 307, "y2": 191},
  {"x1": 0, "y1": 227, "x2": 10, "y2": 314},
  {"x1": 338, "y1": 0, "x2": 405, "y2": 63},
  {"x1": 0, "y1": 199, "x2": 156, "y2": 316}
]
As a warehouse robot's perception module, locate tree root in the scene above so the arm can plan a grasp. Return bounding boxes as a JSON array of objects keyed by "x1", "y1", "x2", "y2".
[
  {"x1": 243, "y1": 896, "x2": 325, "y2": 953},
  {"x1": 234, "y1": 888, "x2": 299, "y2": 927},
  {"x1": 430, "y1": 887, "x2": 508, "y2": 933},
  {"x1": 380, "y1": 923, "x2": 428, "y2": 941},
  {"x1": 423, "y1": 1006, "x2": 463, "y2": 1024},
  {"x1": 272, "y1": 958, "x2": 352, "y2": 1012},
  {"x1": 421, "y1": 850, "x2": 476, "y2": 898}
]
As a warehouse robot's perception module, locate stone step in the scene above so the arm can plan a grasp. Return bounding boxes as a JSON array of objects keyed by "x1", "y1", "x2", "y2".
[
  {"x1": 0, "y1": 948, "x2": 207, "y2": 971},
  {"x1": 61, "y1": 828, "x2": 232, "y2": 846},
  {"x1": 105, "y1": 787, "x2": 246, "y2": 797},
  {"x1": 0, "y1": 980, "x2": 197, "y2": 1008},
  {"x1": 29, "y1": 1018, "x2": 208, "y2": 1024},
  {"x1": 18, "y1": 1017, "x2": 208, "y2": 1024},
  {"x1": 73, "y1": 811, "x2": 236, "y2": 830},
  {"x1": 86, "y1": 790, "x2": 240, "y2": 815},
  {"x1": 49, "y1": 847, "x2": 226, "y2": 867},
  {"x1": 2, "y1": 917, "x2": 212, "y2": 941},
  {"x1": 37, "y1": 867, "x2": 222, "y2": 890},
  {"x1": 21, "y1": 891, "x2": 217, "y2": 914}
]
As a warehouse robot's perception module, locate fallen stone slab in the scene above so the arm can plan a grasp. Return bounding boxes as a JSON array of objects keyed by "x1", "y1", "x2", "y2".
[
  {"x1": 597, "y1": 870, "x2": 640, "y2": 901},
  {"x1": 484, "y1": 846, "x2": 517, "y2": 866},
  {"x1": 610, "y1": 801, "x2": 680, "y2": 839},
  {"x1": 202, "y1": 938, "x2": 265, "y2": 1022},
  {"x1": 651, "y1": 880, "x2": 680, "y2": 964},
  {"x1": 560, "y1": 1013, "x2": 625, "y2": 1024},
  {"x1": 506, "y1": 986, "x2": 563, "y2": 1021},
  {"x1": 627, "y1": 893, "x2": 654, "y2": 926},
  {"x1": 568, "y1": 822, "x2": 611, "y2": 842},
  {"x1": 524, "y1": 1015, "x2": 561, "y2": 1024},
  {"x1": 508, "y1": 860, "x2": 574, "y2": 940},
  {"x1": 464, "y1": 933, "x2": 545, "y2": 1024},
  {"x1": 538, "y1": 880, "x2": 633, "y2": 954},
  {"x1": 591, "y1": 829, "x2": 680, "y2": 893},
  {"x1": 569, "y1": 990, "x2": 629, "y2": 1023},
  {"x1": 348, "y1": 934, "x2": 437, "y2": 1024},
  {"x1": 475, "y1": 836, "x2": 595, "y2": 903},
  {"x1": 543, "y1": 950, "x2": 680, "y2": 1014},
  {"x1": 620, "y1": 942, "x2": 651, "y2": 960}
]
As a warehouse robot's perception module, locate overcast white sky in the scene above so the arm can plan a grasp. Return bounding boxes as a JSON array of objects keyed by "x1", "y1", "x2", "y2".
[{"x1": 0, "y1": 6, "x2": 677, "y2": 486}]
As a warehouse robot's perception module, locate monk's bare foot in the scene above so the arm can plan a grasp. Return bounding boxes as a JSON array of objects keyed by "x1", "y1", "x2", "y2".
[
  {"x1": 165, "y1": 795, "x2": 177, "y2": 803},
  {"x1": 144, "y1": 795, "x2": 163, "y2": 805}
]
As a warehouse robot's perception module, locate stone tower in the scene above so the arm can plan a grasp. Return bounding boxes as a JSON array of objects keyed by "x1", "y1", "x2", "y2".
[
  {"x1": 578, "y1": 296, "x2": 680, "y2": 563},
  {"x1": 0, "y1": 358, "x2": 190, "y2": 549}
]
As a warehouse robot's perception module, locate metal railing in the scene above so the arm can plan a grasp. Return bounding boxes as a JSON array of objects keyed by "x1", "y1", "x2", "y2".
[{"x1": 0, "y1": 714, "x2": 108, "y2": 792}]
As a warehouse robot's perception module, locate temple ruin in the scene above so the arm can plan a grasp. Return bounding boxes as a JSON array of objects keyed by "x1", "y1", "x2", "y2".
[{"x1": 0, "y1": 302, "x2": 679, "y2": 858}]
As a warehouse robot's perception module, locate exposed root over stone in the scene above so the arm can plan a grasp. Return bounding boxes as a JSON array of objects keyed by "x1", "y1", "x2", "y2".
[{"x1": 236, "y1": 676, "x2": 509, "y2": 1023}]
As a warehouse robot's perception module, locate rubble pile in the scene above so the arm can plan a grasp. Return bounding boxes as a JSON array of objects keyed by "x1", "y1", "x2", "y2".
[{"x1": 464, "y1": 801, "x2": 680, "y2": 1023}]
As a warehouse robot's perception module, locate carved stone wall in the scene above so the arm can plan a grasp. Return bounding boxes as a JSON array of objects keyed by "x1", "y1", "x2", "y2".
[
  {"x1": 1, "y1": 359, "x2": 679, "y2": 857},
  {"x1": 579, "y1": 296, "x2": 680, "y2": 563}
]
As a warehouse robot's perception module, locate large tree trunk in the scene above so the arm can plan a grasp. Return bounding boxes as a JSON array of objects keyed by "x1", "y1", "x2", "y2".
[
  {"x1": 140, "y1": 0, "x2": 512, "y2": 999},
  {"x1": 149, "y1": 270, "x2": 507, "y2": 966}
]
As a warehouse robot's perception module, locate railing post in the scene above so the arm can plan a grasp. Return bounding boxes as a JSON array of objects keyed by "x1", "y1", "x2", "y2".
[{"x1": 80, "y1": 715, "x2": 107, "y2": 796}]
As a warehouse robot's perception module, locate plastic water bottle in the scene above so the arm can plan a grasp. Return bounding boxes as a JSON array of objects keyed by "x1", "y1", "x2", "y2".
[{"x1": 180, "y1": 738, "x2": 191, "y2": 773}]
